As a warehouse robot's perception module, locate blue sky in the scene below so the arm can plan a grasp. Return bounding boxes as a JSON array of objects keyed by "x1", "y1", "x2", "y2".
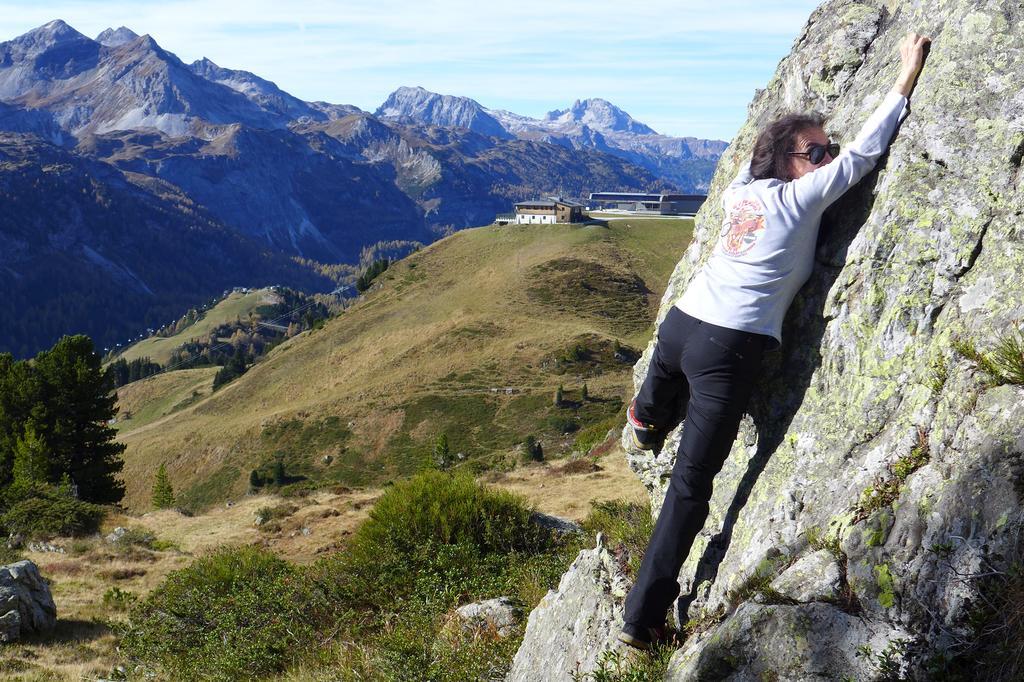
[{"x1": 0, "y1": 0, "x2": 821, "y2": 141}]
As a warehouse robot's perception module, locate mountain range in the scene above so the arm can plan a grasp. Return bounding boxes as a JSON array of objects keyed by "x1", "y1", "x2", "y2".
[
  {"x1": 0, "y1": 20, "x2": 726, "y2": 358},
  {"x1": 376, "y1": 86, "x2": 726, "y2": 189}
]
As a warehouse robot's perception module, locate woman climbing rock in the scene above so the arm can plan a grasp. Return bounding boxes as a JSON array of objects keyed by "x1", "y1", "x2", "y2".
[{"x1": 619, "y1": 31, "x2": 931, "y2": 650}]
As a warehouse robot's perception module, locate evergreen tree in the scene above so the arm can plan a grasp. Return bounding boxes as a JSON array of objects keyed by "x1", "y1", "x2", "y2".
[
  {"x1": 522, "y1": 435, "x2": 543, "y2": 462},
  {"x1": 581, "y1": 383, "x2": 589, "y2": 401},
  {"x1": 554, "y1": 384, "x2": 564, "y2": 407},
  {"x1": 249, "y1": 469, "x2": 264, "y2": 490},
  {"x1": 7, "y1": 422, "x2": 49, "y2": 501},
  {"x1": 273, "y1": 458, "x2": 286, "y2": 486},
  {"x1": 433, "y1": 433, "x2": 451, "y2": 470},
  {"x1": 152, "y1": 463, "x2": 175, "y2": 509},
  {"x1": 26, "y1": 335, "x2": 125, "y2": 504}
]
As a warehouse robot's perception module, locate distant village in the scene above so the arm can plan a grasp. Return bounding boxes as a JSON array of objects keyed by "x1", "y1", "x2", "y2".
[{"x1": 497, "y1": 191, "x2": 707, "y2": 225}]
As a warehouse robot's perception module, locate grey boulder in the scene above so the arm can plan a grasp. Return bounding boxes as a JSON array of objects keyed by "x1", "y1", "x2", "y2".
[{"x1": 0, "y1": 560, "x2": 56, "y2": 642}]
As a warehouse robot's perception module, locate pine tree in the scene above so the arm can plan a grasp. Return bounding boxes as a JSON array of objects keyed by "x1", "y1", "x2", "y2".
[
  {"x1": 554, "y1": 384, "x2": 564, "y2": 407},
  {"x1": 14, "y1": 336, "x2": 125, "y2": 504},
  {"x1": 273, "y1": 457, "x2": 286, "y2": 486},
  {"x1": 433, "y1": 433, "x2": 451, "y2": 470},
  {"x1": 8, "y1": 422, "x2": 49, "y2": 501},
  {"x1": 152, "y1": 463, "x2": 175, "y2": 509},
  {"x1": 522, "y1": 435, "x2": 543, "y2": 462},
  {"x1": 581, "y1": 383, "x2": 589, "y2": 401},
  {"x1": 249, "y1": 469, "x2": 264, "y2": 490}
]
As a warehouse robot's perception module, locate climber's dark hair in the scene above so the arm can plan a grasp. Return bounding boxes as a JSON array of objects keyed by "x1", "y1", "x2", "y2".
[{"x1": 750, "y1": 112, "x2": 826, "y2": 182}]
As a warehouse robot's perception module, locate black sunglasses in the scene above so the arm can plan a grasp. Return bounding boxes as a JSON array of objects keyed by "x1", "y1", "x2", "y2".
[{"x1": 788, "y1": 142, "x2": 840, "y2": 165}]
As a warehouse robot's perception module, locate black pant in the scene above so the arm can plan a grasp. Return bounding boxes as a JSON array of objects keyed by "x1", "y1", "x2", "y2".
[{"x1": 624, "y1": 306, "x2": 768, "y2": 628}]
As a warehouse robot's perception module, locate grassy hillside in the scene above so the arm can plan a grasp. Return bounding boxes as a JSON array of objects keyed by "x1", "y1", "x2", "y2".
[
  {"x1": 114, "y1": 288, "x2": 280, "y2": 366},
  {"x1": 116, "y1": 218, "x2": 692, "y2": 511},
  {"x1": 114, "y1": 367, "x2": 218, "y2": 432}
]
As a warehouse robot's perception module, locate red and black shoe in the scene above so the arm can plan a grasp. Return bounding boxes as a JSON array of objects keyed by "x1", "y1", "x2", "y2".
[
  {"x1": 617, "y1": 622, "x2": 669, "y2": 651},
  {"x1": 627, "y1": 400, "x2": 668, "y2": 454}
]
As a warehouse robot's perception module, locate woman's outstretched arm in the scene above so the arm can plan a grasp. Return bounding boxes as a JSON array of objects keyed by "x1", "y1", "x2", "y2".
[{"x1": 783, "y1": 32, "x2": 930, "y2": 213}]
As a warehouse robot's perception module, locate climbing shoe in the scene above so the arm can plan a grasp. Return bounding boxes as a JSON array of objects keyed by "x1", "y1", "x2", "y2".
[
  {"x1": 617, "y1": 622, "x2": 669, "y2": 651},
  {"x1": 627, "y1": 400, "x2": 668, "y2": 453}
]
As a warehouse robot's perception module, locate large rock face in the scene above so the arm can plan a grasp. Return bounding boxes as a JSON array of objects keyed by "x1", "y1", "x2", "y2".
[
  {"x1": 513, "y1": 0, "x2": 1024, "y2": 678},
  {"x1": 622, "y1": 0, "x2": 1024, "y2": 677}
]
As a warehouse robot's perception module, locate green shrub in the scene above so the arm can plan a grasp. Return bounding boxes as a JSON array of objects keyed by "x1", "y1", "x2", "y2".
[
  {"x1": 353, "y1": 471, "x2": 547, "y2": 557},
  {"x1": 301, "y1": 473, "x2": 595, "y2": 679},
  {"x1": 120, "y1": 545, "x2": 331, "y2": 681},
  {"x1": 0, "y1": 484, "x2": 106, "y2": 538},
  {"x1": 547, "y1": 415, "x2": 579, "y2": 434},
  {"x1": 0, "y1": 545, "x2": 23, "y2": 565},
  {"x1": 582, "y1": 500, "x2": 654, "y2": 577},
  {"x1": 315, "y1": 471, "x2": 555, "y2": 617},
  {"x1": 103, "y1": 586, "x2": 137, "y2": 612},
  {"x1": 254, "y1": 503, "x2": 297, "y2": 528}
]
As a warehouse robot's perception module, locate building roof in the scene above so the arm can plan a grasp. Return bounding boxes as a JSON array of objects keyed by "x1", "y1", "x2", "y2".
[
  {"x1": 514, "y1": 196, "x2": 585, "y2": 209},
  {"x1": 588, "y1": 192, "x2": 707, "y2": 202}
]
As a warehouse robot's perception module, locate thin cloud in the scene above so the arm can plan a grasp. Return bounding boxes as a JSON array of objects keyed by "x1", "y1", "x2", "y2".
[{"x1": 0, "y1": 0, "x2": 819, "y2": 139}]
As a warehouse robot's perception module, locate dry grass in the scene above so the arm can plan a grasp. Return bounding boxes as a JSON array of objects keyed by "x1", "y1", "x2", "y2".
[
  {"x1": 1, "y1": 484, "x2": 386, "y2": 679},
  {"x1": 113, "y1": 366, "x2": 217, "y2": 432},
  {"x1": 485, "y1": 443, "x2": 648, "y2": 521}
]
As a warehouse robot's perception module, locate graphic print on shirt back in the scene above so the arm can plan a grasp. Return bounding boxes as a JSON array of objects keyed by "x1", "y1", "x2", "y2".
[{"x1": 719, "y1": 198, "x2": 766, "y2": 256}]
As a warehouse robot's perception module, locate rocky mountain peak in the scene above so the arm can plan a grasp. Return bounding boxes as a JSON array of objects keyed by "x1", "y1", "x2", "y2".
[
  {"x1": 95, "y1": 26, "x2": 139, "y2": 47},
  {"x1": 545, "y1": 98, "x2": 657, "y2": 135},
  {"x1": 5, "y1": 19, "x2": 92, "y2": 57},
  {"x1": 375, "y1": 86, "x2": 511, "y2": 139}
]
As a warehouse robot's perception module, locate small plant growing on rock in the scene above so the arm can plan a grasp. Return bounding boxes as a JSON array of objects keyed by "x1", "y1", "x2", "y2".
[
  {"x1": 928, "y1": 354, "x2": 948, "y2": 394},
  {"x1": 575, "y1": 643, "x2": 676, "y2": 681},
  {"x1": 990, "y1": 328, "x2": 1024, "y2": 385},
  {"x1": 953, "y1": 331, "x2": 1024, "y2": 386},
  {"x1": 854, "y1": 429, "x2": 930, "y2": 522}
]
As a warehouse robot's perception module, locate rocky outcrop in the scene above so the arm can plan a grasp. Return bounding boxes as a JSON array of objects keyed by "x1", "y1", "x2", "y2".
[
  {"x1": 453, "y1": 597, "x2": 521, "y2": 638},
  {"x1": 507, "y1": 536, "x2": 629, "y2": 681},
  {"x1": 0, "y1": 560, "x2": 56, "y2": 642},
  {"x1": 515, "y1": 0, "x2": 1024, "y2": 677}
]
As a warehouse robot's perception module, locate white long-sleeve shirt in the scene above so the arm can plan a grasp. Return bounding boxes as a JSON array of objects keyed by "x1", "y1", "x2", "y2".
[{"x1": 677, "y1": 90, "x2": 909, "y2": 348}]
